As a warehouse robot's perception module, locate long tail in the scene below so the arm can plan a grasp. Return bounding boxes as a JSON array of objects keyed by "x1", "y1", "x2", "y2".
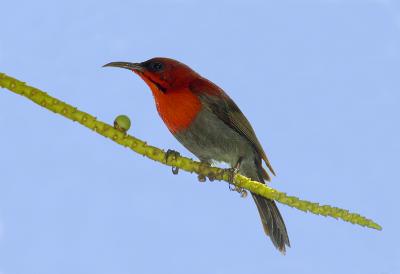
[
  {"x1": 249, "y1": 161, "x2": 290, "y2": 253},
  {"x1": 252, "y1": 194, "x2": 290, "y2": 253}
]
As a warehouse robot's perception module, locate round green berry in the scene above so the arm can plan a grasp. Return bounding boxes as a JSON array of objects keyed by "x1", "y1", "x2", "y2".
[{"x1": 114, "y1": 115, "x2": 131, "y2": 132}]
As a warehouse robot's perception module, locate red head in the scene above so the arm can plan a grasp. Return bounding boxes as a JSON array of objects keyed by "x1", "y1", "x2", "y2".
[
  {"x1": 104, "y1": 57, "x2": 201, "y2": 95},
  {"x1": 103, "y1": 57, "x2": 205, "y2": 133}
]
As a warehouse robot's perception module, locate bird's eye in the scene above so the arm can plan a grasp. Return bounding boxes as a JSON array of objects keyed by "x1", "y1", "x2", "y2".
[{"x1": 150, "y1": 62, "x2": 164, "y2": 72}]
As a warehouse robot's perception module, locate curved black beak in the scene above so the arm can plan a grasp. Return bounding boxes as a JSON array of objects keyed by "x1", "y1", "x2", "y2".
[{"x1": 103, "y1": 62, "x2": 144, "y2": 72}]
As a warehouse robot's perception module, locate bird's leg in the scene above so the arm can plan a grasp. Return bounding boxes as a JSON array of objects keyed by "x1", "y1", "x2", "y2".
[
  {"x1": 228, "y1": 158, "x2": 242, "y2": 183},
  {"x1": 165, "y1": 149, "x2": 180, "y2": 175},
  {"x1": 228, "y1": 157, "x2": 242, "y2": 189},
  {"x1": 227, "y1": 157, "x2": 248, "y2": 198}
]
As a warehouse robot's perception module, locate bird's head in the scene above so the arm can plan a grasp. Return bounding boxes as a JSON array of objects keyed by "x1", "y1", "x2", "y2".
[{"x1": 103, "y1": 57, "x2": 199, "y2": 94}]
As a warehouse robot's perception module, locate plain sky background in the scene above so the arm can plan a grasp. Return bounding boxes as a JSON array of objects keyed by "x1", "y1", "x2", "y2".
[{"x1": 1, "y1": 0, "x2": 399, "y2": 273}]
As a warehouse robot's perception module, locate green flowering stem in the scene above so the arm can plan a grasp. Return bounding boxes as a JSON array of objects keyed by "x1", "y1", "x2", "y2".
[{"x1": 0, "y1": 72, "x2": 382, "y2": 231}]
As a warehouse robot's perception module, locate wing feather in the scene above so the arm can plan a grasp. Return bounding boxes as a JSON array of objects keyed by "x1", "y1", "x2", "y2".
[{"x1": 190, "y1": 78, "x2": 276, "y2": 179}]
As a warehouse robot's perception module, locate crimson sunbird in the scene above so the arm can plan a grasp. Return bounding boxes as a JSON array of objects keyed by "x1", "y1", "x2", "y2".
[{"x1": 104, "y1": 57, "x2": 290, "y2": 253}]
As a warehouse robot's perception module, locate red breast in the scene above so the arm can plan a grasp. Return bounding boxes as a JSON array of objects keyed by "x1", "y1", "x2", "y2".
[{"x1": 139, "y1": 74, "x2": 202, "y2": 133}]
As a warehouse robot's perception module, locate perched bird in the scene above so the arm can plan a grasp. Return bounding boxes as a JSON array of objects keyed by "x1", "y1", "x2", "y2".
[{"x1": 104, "y1": 57, "x2": 290, "y2": 253}]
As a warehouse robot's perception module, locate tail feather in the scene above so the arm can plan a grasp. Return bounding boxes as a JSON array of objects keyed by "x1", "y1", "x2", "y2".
[
  {"x1": 250, "y1": 159, "x2": 290, "y2": 254},
  {"x1": 252, "y1": 194, "x2": 290, "y2": 253}
]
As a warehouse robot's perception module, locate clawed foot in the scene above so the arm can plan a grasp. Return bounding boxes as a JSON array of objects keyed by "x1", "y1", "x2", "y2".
[
  {"x1": 227, "y1": 167, "x2": 239, "y2": 185},
  {"x1": 166, "y1": 149, "x2": 180, "y2": 175},
  {"x1": 229, "y1": 185, "x2": 248, "y2": 198},
  {"x1": 228, "y1": 174, "x2": 248, "y2": 198},
  {"x1": 227, "y1": 158, "x2": 247, "y2": 198},
  {"x1": 227, "y1": 157, "x2": 242, "y2": 184},
  {"x1": 240, "y1": 189, "x2": 248, "y2": 198}
]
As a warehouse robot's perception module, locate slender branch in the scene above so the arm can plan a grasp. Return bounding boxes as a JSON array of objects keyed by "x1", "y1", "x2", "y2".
[{"x1": 0, "y1": 72, "x2": 382, "y2": 231}]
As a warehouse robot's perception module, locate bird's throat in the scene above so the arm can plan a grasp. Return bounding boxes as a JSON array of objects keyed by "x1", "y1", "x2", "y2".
[{"x1": 151, "y1": 88, "x2": 202, "y2": 134}]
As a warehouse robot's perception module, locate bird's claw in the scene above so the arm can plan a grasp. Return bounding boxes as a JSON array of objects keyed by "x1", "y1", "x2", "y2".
[
  {"x1": 228, "y1": 184, "x2": 248, "y2": 198},
  {"x1": 227, "y1": 167, "x2": 238, "y2": 190},
  {"x1": 166, "y1": 149, "x2": 180, "y2": 175},
  {"x1": 239, "y1": 188, "x2": 248, "y2": 198},
  {"x1": 226, "y1": 167, "x2": 247, "y2": 198},
  {"x1": 227, "y1": 167, "x2": 238, "y2": 184}
]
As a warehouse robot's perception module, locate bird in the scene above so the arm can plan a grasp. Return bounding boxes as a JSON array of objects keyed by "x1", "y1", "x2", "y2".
[{"x1": 103, "y1": 57, "x2": 290, "y2": 253}]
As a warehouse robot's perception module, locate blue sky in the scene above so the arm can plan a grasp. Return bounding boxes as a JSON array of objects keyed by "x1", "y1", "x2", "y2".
[{"x1": 1, "y1": 1, "x2": 399, "y2": 273}]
